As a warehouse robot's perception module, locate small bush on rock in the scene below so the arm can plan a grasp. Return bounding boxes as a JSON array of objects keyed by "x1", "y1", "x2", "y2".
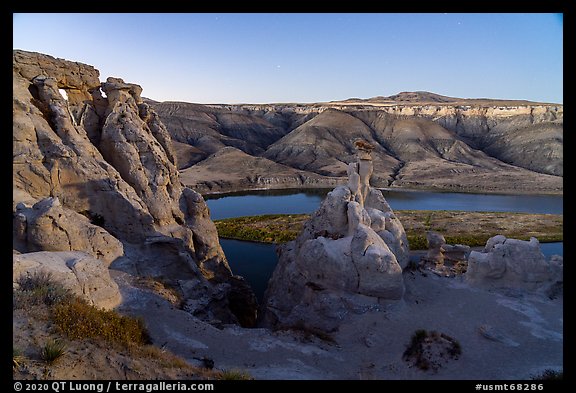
[{"x1": 52, "y1": 298, "x2": 150, "y2": 347}]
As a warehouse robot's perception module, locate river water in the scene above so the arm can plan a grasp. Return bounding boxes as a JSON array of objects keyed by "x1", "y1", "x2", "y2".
[
  {"x1": 206, "y1": 188, "x2": 563, "y2": 300},
  {"x1": 206, "y1": 188, "x2": 563, "y2": 220}
]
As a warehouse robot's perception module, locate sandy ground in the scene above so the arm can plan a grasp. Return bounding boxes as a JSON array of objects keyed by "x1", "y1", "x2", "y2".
[{"x1": 111, "y1": 265, "x2": 563, "y2": 380}]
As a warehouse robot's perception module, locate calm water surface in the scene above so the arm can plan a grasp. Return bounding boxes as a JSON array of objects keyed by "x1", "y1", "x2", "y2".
[
  {"x1": 206, "y1": 188, "x2": 562, "y2": 220},
  {"x1": 220, "y1": 239, "x2": 278, "y2": 301}
]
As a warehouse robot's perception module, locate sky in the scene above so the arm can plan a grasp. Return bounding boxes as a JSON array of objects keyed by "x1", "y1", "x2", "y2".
[{"x1": 13, "y1": 13, "x2": 563, "y2": 104}]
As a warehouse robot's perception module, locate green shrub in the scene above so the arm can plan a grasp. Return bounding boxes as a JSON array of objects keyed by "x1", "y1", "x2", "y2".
[
  {"x1": 52, "y1": 298, "x2": 150, "y2": 347},
  {"x1": 444, "y1": 235, "x2": 490, "y2": 248},
  {"x1": 407, "y1": 235, "x2": 428, "y2": 250},
  {"x1": 403, "y1": 329, "x2": 461, "y2": 372},
  {"x1": 14, "y1": 271, "x2": 72, "y2": 308},
  {"x1": 423, "y1": 213, "x2": 433, "y2": 229},
  {"x1": 214, "y1": 214, "x2": 304, "y2": 243},
  {"x1": 40, "y1": 339, "x2": 66, "y2": 365}
]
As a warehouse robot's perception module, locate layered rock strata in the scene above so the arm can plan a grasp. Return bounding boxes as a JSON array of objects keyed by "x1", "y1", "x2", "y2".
[{"x1": 150, "y1": 94, "x2": 562, "y2": 196}]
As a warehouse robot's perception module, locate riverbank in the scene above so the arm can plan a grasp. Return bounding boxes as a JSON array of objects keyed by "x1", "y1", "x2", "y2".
[
  {"x1": 200, "y1": 184, "x2": 563, "y2": 198},
  {"x1": 214, "y1": 211, "x2": 563, "y2": 249}
]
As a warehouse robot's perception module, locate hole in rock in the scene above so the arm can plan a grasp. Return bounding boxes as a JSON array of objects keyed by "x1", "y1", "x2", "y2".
[{"x1": 58, "y1": 88, "x2": 68, "y2": 101}]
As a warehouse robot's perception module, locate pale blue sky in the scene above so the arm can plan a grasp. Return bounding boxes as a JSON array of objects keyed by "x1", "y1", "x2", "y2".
[{"x1": 13, "y1": 13, "x2": 563, "y2": 104}]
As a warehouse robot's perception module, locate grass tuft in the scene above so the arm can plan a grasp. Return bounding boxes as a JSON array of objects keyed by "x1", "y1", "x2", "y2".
[
  {"x1": 40, "y1": 339, "x2": 66, "y2": 365},
  {"x1": 14, "y1": 271, "x2": 72, "y2": 308},
  {"x1": 136, "y1": 345, "x2": 192, "y2": 369},
  {"x1": 218, "y1": 368, "x2": 253, "y2": 380}
]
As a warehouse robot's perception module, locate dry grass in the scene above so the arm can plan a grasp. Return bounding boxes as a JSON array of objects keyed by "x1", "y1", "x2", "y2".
[
  {"x1": 218, "y1": 368, "x2": 253, "y2": 380},
  {"x1": 52, "y1": 298, "x2": 150, "y2": 347},
  {"x1": 13, "y1": 347, "x2": 26, "y2": 370},
  {"x1": 14, "y1": 270, "x2": 73, "y2": 308},
  {"x1": 135, "y1": 276, "x2": 183, "y2": 307},
  {"x1": 531, "y1": 369, "x2": 563, "y2": 380},
  {"x1": 13, "y1": 272, "x2": 220, "y2": 380}
]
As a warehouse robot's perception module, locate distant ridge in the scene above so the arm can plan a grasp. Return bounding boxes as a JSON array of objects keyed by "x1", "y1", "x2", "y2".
[
  {"x1": 370, "y1": 91, "x2": 458, "y2": 103},
  {"x1": 332, "y1": 91, "x2": 558, "y2": 106}
]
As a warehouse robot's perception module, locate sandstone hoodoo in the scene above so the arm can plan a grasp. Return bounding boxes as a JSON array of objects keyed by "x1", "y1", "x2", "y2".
[
  {"x1": 13, "y1": 50, "x2": 256, "y2": 327},
  {"x1": 421, "y1": 231, "x2": 470, "y2": 277},
  {"x1": 261, "y1": 140, "x2": 410, "y2": 332}
]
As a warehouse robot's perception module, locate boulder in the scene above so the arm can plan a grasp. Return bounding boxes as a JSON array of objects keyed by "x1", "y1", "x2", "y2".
[
  {"x1": 13, "y1": 251, "x2": 121, "y2": 310},
  {"x1": 377, "y1": 211, "x2": 410, "y2": 269},
  {"x1": 421, "y1": 231, "x2": 470, "y2": 276},
  {"x1": 297, "y1": 186, "x2": 352, "y2": 242},
  {"x1": 465, "y1": 235, "x2": 562, "y2": 292},
  {"x1": 15, "y1": 197, "x2": 123, "y2": 266},
  {"x1": 294, "y1": 236, "x2": 358, "y2": 292},
  {"x1": 443, "y1": 244, "x2": 470, "y2": 263}
]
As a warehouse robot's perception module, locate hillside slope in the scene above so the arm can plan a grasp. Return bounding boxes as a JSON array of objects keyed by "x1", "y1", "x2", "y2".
[
  {"x1": 149, "y1": 93, "x2": 562, "y2": 194},
  {"x1": 180, "y1": 146, "x2": 343, "y2": 194}
]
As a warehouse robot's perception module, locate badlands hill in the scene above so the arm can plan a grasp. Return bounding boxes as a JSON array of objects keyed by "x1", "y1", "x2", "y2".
[{"x1": 148, "y1": 91, "x2": 562, "y2": 195}]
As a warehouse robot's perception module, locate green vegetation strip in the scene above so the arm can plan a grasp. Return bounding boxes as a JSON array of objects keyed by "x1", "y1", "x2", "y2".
[{"x1": 214, "y1": 211, "x2": 563, "y2": 250}]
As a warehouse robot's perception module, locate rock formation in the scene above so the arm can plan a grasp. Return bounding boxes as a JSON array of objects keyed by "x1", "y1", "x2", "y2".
[
  {"x1": 14, "y1": 197, "x2": 123, "y2": 266},
  {"x1": 13, "y1": 50, "x2": 256, "y2": 326},
  {"x1": 424, "y1": 231, "x2": 446, "y2": 266},
  {"x1": 261, "y1": 141, "x2": 409, "y2": 332},
  {"x1": 13, "y1": 251, "x2": 121, "y2": 310},
  {"x1": 465, "y1": 235, "x2": 563, "y2": 293},
  {"x1": 421, "y1": 231, "x2": 470, "y2": 276}
]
